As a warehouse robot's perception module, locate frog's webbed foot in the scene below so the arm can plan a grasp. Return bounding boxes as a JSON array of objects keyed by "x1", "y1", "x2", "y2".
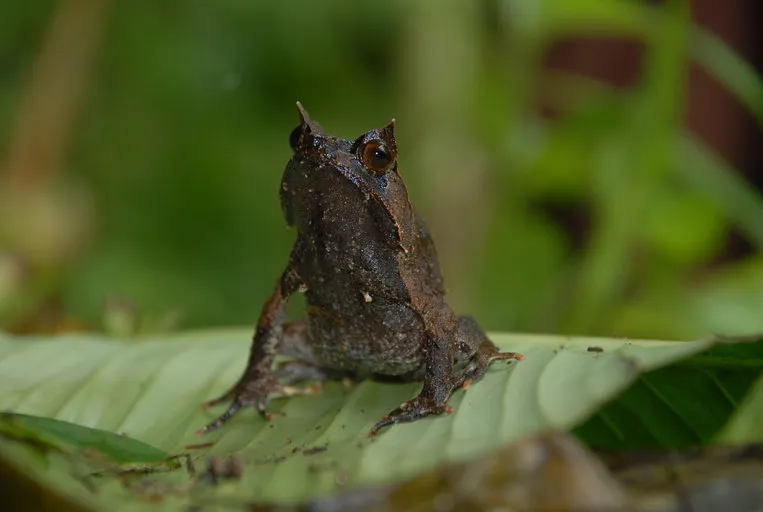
[
  {"x1": 197, "y1": 372, "x2": 322, "y2": 436},
  {"x1": 369, "y1": 395, "x2": 454, "y2": 436}
]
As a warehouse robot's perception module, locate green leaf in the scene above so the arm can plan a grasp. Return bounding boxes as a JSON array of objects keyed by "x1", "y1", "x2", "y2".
[
  {"x1": 539, "y1": 0, "x2": 648, "y2": 38},
  {"x1": 679, "y1": 135, "x2": 763, "y2": 251},
  {"x1": 691, "y1": 28, "x2": 763, "y2": 125},
  {"x1": 576, "y1": 338, "x2": 763, "y2": 448},
  {"x1": 0, "y1": 330, "x2": 761, "y2": 509},
  {"x1": 0, "y1": 413, "x2": 170, "y2": 465}
]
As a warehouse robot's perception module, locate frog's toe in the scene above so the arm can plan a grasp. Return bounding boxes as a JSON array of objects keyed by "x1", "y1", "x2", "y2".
[
  {"x1": 369, "y1": 398, "x2": 453, "y2": 436},
  {"x1": 198, "y1": 378, "x2": 276, "y2": 435},
  {"x1": 197, "y1": 400, "x2": 247, "y2": 436},
  {"x1": 198, "y1": 392, "x2": 273, "y2": 436},
  {"x1": 276, "y1": 382, "x2": 324, "y2": 398},
  {"x1": 200, "y1": 390, "x2": 236, "y2": 410}
]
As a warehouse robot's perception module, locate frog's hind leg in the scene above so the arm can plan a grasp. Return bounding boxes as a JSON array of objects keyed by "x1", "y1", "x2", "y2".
[
  {"x1": 274, "y1": 320, "x2": 356, "y2": 385},
  {"x1": 452, "y1": 316, "x2": 523, "y2": 389},
  {"x1": 369, "y1": 310, "x2": 523, "y2": 436}
]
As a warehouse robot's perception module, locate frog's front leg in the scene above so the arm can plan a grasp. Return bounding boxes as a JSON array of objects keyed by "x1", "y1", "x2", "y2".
[
  {"x1": 369, "y1": 308, "x2": 460, "y2": 436},
  {"x1": 197, "y1": 267, "x2": 313, "y2": 435},
  {"x1": 369, "y1": 311, "x2": 523, "y2": 436}
]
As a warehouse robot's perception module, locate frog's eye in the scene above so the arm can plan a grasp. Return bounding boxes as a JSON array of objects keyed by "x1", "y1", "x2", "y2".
[
  {"x1": 289, "y1": 125, "x2": 302, "y2": 151},
  {"x1": 360, "y1": 140, "x2": 393, "y2": 174}
]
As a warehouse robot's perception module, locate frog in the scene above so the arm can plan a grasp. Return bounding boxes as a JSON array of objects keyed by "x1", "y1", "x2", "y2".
[{"x1": 197, "y1": 103, "x2": 522, "y2": 436}]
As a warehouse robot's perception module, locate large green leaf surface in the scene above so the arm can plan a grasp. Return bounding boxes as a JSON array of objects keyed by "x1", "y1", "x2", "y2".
[{"x1": 0, "y1": 330, "x2": 761, "y2": 509}]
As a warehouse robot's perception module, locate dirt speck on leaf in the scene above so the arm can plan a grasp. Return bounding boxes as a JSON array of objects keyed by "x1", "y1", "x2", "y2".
[{"x1": 304, "y1": 445, "x2": 328, "y2": 456}]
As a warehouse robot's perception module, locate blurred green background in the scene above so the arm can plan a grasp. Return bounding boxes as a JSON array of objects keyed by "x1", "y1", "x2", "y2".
[{"x1": 1, "y1": 0, "x2": 761, "y2": 339}]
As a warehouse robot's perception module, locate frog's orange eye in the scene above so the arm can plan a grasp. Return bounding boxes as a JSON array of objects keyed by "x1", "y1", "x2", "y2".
[
  {"x1": 361, "y1": 141, "x2": 393, "y2": 174},
  {"x1": 289, "y1": 126, "x2": 302, "y2": 151}
]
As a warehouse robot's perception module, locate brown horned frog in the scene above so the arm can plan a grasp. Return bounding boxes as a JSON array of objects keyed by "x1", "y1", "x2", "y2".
[{"x1": 198, "y1": 103, "x2": 522, "y2": 436}]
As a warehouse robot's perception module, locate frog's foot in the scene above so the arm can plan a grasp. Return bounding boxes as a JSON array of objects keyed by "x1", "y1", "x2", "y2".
[
  {"x1": 369, "y1": 396, "x2": 454, "y2": 436},
  {"x1": 274, "y1": 361, "x2": 355, "y2": 385},
  {"x1": 197, "y1": 374, "x2": 322, "y2": 436},
  {"x1": 453, "y1": 343, "x2": 523, "y2": 390}
]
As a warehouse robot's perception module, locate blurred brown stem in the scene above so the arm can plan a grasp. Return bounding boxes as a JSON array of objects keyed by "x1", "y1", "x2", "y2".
[
  {"x1": 399, "y1": 0, "x2": 488, "y2": 310},
  {"x1": 3, "y1": 0, "x2": 110, "y2": 194}
]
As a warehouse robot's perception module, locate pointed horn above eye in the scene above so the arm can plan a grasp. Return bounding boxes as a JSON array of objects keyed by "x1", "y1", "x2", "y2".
[
  {"x1": 295, "y1": 101, "x2": 323, "y2": 134},
  {"x1": 379, "y1": 118, "x2": 397, "y2": 154},
  {"x1": 381, "y1": 118, "x2": 396, "y2": 138},
  {"x1": 296, "y1": 101, "x2": 310, "y2": 123}
]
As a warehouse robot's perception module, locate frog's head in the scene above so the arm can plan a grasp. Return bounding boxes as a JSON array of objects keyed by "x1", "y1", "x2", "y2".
[
  {"x1": 281, "y1": 102, "x2": 406, "y2": 248},
  {"x1": 287, "y1": 102, "x2": 397, "y2": 177}
]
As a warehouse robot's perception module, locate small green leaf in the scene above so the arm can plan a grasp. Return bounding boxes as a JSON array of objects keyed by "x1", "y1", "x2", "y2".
[
  {"x1": 0, "y1": 413, "x2": 169, "y2": 464},
  {"x1": 540, "y1": 0, "x2": 648, "y2": 37},
  {"x1": 679, "y1": 136, "x2": 763, "y2": 251},
  {"x1": 692, "y1": 28, "x2": 763, "y2": 124}
]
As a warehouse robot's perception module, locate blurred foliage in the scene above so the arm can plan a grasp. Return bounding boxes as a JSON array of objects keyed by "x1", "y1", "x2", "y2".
[{"x1": 0, "y1": 0, "x2": 761, "y2": 339}]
